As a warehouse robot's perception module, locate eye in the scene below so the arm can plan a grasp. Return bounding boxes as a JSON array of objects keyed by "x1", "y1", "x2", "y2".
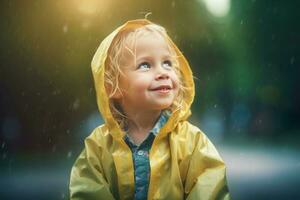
[
  {"x1": 138, "y1": 62, "x2": 150, "y2": 70},
  {"x1": 162, "y1": 60, "x2": 172, "y2": 68}
]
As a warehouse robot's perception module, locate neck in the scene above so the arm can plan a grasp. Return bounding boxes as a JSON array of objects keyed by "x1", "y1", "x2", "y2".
[
  {"x1": 120, "y1": 102, "x2": 160, "y2": 131},
  {"x1": 124, "y1": 110, "x2": 161, "y2": 145},
  {"x1": 126, "y1": 110, "x2": 161, "y2": 134}
]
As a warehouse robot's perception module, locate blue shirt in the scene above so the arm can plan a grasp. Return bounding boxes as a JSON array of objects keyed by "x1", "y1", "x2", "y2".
[{"x1": 124, "y1": 111, "x2": 169, "y2": 200}]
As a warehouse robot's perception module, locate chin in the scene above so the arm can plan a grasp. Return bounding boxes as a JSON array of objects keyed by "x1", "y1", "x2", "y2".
[
  {"x1": 154, "y1": 102, "x2": 173, "y2": 110},
  {"x1": 148, "y1": 98, "x2": 175, "y2": 110}
]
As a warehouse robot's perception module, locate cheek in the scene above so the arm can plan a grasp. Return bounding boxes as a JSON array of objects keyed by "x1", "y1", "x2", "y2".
[
  {"x1": 137, "y1": 74, "x2": 152, "y2": 85},
  {"x1": 171, "y1": 72, "x2": 180, "y2": 88},
  {"x1": 128, "y1": 76, "x2": 151, "y2": 92},
  {"x1": 171, "y1": 73, "x2": 181, "y2": 97}
]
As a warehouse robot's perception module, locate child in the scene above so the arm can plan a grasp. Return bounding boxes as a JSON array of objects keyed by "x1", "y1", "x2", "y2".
[{"x1": 69, "y1": 19, "x2": 230, "y2": 200}]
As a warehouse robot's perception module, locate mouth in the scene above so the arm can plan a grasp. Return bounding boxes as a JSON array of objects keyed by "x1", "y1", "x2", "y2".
[{"x1": 150, "y1": 85, "x2": 172, "y2": 93}]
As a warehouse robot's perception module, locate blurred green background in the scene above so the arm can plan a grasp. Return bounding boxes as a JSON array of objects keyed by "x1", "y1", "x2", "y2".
[{"x1": 0, "y1": 0, "x2": 299, "y2": 199}]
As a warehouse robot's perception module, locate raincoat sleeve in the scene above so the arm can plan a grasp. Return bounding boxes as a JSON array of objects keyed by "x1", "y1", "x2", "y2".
[
  {"x1": 185, "y1": 131, "x2": 231, "y2": 200},
  {"x1": 69, "y1": 135, "x2": 115, "y2": 200}
]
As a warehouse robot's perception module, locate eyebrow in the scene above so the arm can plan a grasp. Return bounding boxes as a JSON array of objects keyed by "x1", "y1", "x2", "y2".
[{"x1": 136, "y1": 54, "x2": 172, "y2": 62}]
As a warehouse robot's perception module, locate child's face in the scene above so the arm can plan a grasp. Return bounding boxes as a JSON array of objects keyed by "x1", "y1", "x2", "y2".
[{"x1": 113, "y1": 32, "x2": 180, "y2": 113}]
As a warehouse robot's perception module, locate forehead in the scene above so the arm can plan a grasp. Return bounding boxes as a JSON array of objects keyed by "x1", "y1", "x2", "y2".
[
  {"x1": 122, "y1": 31, "x2": 172, "y2": 58},
  {"x1": 137, "y1": 33, "x2": 170, "y2": 52}
]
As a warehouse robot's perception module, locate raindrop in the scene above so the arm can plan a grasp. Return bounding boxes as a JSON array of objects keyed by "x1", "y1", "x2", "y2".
[
  {"x1": 2, "y1": 153, "x2": 7, "y2": 160},
  {"x1": 63, "y1": 24, "x2": 68, "y2": 33},
  {"x1": 290, "y1": 57, "x2": 295, "y2": 65},
  {"x1": 171, "y1": 1, "x2": 176, "y2": 8},
  {"x1": 214, "y1": 104, "x2": 218, "y2": 108},
  {"x1": 240, "y1": 20, "x2": 244, "y2": 25},
  {"x1": 61, "y1": 192, "x2": 66, "y2": 199},
  {"x1": 52, "y1": 89, "x2": 61, "y2": 96},
  {"x1": 72, "y1": 99, "x2": 80, "y2": 110},
  {"x1": 66, "y1": 129, "x2": 70, "y2": 134},
  {"x1": 1, "y1": 142, "x2": 5, "y2": 149},
  {"x1": 67, "y1": 151, "x2": 73, "y2": 158}
]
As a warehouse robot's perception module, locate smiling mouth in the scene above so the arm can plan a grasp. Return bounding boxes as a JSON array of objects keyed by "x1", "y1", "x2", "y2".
[{"x1": 150, "y1": 85, "x2": 172, "y2": 93}]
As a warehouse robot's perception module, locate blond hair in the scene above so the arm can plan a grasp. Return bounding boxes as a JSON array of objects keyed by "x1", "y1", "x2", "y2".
[{"x1": 104, "y1": 23, "x2": 187, "y2": 129}]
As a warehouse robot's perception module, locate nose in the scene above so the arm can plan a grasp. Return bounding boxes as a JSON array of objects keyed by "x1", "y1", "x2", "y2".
[
  {"x1": 155, "y1": 71, "x2": 169, "y2": 80},
  {"x1": 155, "y1": 65, "x2": 169, "y2": 80}
]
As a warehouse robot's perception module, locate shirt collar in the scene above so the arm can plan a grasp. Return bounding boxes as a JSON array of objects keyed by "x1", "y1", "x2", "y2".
[{"x1": 150, "y1": 110, "x2": 170, "y2": 136}]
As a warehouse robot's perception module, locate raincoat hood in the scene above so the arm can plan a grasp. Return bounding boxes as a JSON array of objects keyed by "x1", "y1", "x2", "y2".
[{"x1": 91, "y1": 19, "x2": 195, "y2": 139}]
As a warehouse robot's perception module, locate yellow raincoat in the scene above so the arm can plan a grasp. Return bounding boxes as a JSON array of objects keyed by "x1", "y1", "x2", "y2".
[{"x1": 69, "y1": 19, "x2": 230, "y2": 200}]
